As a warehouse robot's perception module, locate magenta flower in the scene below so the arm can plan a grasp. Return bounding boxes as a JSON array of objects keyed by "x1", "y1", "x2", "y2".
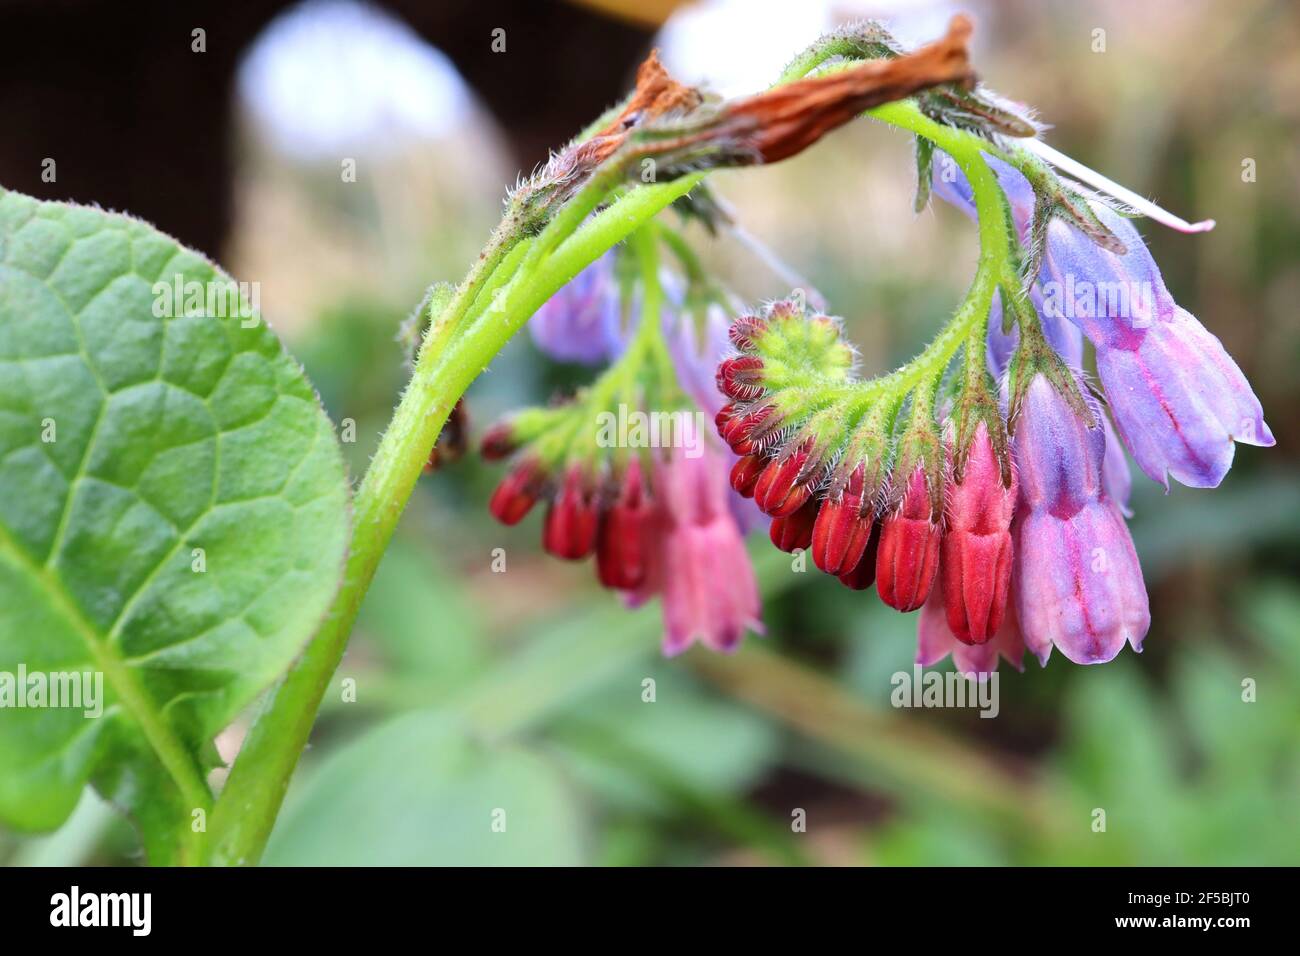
[
  {"x1": 1012, "y1": 374, "x2": 1150, "y2": 664},
  {"x1": 632, "y1": 441, "x2": 763, "y2": 656}
]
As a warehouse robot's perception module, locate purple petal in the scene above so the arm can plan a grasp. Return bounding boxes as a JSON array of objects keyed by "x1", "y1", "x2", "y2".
[
  {"x1": 1012, "y1": 375, "x2": 1106, "y2": 514},
  {"x1": 1012, "y1": 373, "x2": 1149, "y2": 664},
  {"x1": 1040, "y1": 209, "x2": 1273, "y2": 488},
  {"x1": 529, "y1": 253, "x2": 624, "y2": 365},
  {"x1": 1101, "y1": 413, "x2": 1133, "y2": 517},
  {"x1": 936, "y1": 149, "x2": 1272, "y2": 490},
  {"x1": 931, "y1": 151, "x2": 1035, "y2": 243},
  {"x1": 1014, "y1": 499, "x2": 1149, "y2": 665}
]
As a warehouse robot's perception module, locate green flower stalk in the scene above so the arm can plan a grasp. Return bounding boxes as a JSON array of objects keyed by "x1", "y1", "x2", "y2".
[{"x1": 203, "y1": 12, "x2": 1270, "y2": 868}]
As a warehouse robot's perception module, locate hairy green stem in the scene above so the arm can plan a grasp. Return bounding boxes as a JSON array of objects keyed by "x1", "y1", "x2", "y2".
[
  {"x1": 206, "y1": 170, "x2": 700, "y2": 866},
  {"x1": 205, "y1": 53, "x2": 1026, "y2": 867}
]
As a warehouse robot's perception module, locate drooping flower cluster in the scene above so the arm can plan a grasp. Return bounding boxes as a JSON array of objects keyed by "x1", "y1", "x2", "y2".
[
  {"x1": 717, "y1": 298, "x2": 1020, "y2": 674},
  {"x1": 715, "y1": 242, "x2": 1270, "y2": 675},
  {"x1": 483, "y1": 249, "x2": 762, "y2": 656},
  {"x1": 473, "y1": 17, "x2": 1272, "y2": 678}
]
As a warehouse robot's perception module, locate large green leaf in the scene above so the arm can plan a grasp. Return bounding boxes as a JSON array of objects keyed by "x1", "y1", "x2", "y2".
[
  {"x1": 263, "y1": 712, "x2": 585, "y2": 866},
  {"x1": 0, "y1": 189, "x2": 351, "y2": 860}
]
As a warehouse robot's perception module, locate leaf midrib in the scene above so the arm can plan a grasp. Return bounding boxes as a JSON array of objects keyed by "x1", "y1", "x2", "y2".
[{"x1": 0, "y1": 520, "x2": 212, "y2": 815}]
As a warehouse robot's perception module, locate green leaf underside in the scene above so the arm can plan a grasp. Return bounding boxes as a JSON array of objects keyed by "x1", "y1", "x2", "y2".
[
  {"x1": 0, "y1": 189, "x2": 350, "y2": 854},
  {"x1": 263, "y1": 712, "x2": 584, "y2": 866}
]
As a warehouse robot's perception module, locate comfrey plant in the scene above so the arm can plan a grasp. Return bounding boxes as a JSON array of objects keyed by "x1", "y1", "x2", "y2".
[
  {"x1": 486, "y1": 21, "x2": 1272, "y2": 676},
  {"x1": 0, "y1": 15, "x2": 1270, "y2": 865}
]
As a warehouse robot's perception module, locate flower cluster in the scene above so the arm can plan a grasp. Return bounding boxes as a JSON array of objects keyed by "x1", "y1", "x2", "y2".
[
  {"x1": 717, "y1": 297, "x2": 1022, "y2": 674},
  {"x1": 716, "y1": 229, "x2": 1270, "y2": 676},
  {"x1": 474, "y1": 21, "x2": 1272, "y2": 679},
  {"x1": 932, "y1": 152, "x2": 1274, "y2": 490},
  {"x1": 483, "y1": 247, "x2": 762, "y2": 656}
]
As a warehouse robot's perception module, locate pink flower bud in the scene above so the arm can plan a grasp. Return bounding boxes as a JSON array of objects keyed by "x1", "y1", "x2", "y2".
[
  {"x1": 769, "y1": 498, "x2": 819, "y2": 553},
  {"x1": 940, "y1": 422, "x2": 1016, "y2": 643},
  {"x1": 729, "y1": 454, "x2": 764, "y2": 498},
  {"x1": 479, "y1": 420, "x2": 518, "y2": 462},
  {"x1": 719, "y1": 403, "x2": 776, "y2": 455},
  {"x1": 717, "y1": 356, "x2": 766, "y2": 401},
  {"x1": 836, "y1": 521, "x2": 880, "y2": 590},
  {"x1": 728, "y1": 315, "x2": 769, "y2": 353}
]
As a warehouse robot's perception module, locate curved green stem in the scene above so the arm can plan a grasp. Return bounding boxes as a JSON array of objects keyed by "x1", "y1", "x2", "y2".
[
  {"x1": 204, "y1": 49, "x2": 1026, "y2": 868},
  {"x1": 763, "y1": 98, "x2": 1022, "y2": 413},
  {"x1": 206, "y1": 172, "x2": 701, "y2": 868}
]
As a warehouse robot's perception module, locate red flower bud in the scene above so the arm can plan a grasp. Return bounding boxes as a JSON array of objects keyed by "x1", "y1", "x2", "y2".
[
  {"x1": 941, "y1": 422, "x2": 1017, "y2": 643},
  {"x1": 875, "y1": 464, "x2": 941, "y2": 611},
  {"x1": 730, "y1": 454, "x2": 765, "y2": 498},
  {"x1": 596, "y1": 459, "x2": 651, "y2": 589},
  {"x1": 769, "y1": 498, "x2": 819, "y2": 553},
  {"x1": 479, "y1": 421, "x2": 518, "y2": 462},
  {"x1": 543, "y1": 465, "x2": 601, "y2": 560},
  {"x1": 720, "y1": 403, "x2": 776, "y2": 455},
  {"x1": 489, "y1": 459, "x2": 546, "y2": 526},
  {"x1": 837, "y1": 520, "x2": 880, "y2": 590},
  {"x1": 728, "y1": 315, "x2": 769, "y2": 353},
  {"x1": 811, "y1": 463, "x2": 874, "y2": 575},
  {"x1": 715, "y1": 402, "x2": 736, "y2": 436},
  {"x1": 717, "y1": 355, "x2": 767, "y2": 401},
  {"x1": 753, "y1": 440, "x2": 815, "y2": 517}
]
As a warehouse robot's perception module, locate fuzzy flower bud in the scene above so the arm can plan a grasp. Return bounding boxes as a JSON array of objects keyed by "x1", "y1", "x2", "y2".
[
  {"x1": 542, "y1": 465, "x2": 600, "y2": 560},
  {"x1": 729, "y1": 454, "x2": 764, "y2": 498},
  {"x1": 488, "y1": 458, "x2": 546, "y2": 526},
  {"x1": 716, "y1": 355, "x2": 767, "y2": 401},
  {"x1": 836, "y1": 521, "x2": 880, "y2": 591},
  {"x1": 811, "y1": 462, "x2": 874, "y2": 576},
  {"x1": 769, "y1": 498, "x2": 819, "y2": 553},
  {"x1": 876, "y1": 463, "x2": 942, "y2": 611},
  {"x1": 941, "y1": 421, "x2": 1017, "y2": 643},
  {"x1": 753, "y1": 438, "x2": 822, "y2": 517},
  {"x1": 479, "y1": 420, "x2": 520, "y2": 462},
  {"x1": 596, "y1": 458, "x2": 651, "y2": 590}
]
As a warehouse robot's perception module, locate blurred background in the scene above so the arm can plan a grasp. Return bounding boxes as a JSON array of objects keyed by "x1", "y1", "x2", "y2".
[{"x1": 1, "y1": 0, "x2": 1297, "y2": 865}]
